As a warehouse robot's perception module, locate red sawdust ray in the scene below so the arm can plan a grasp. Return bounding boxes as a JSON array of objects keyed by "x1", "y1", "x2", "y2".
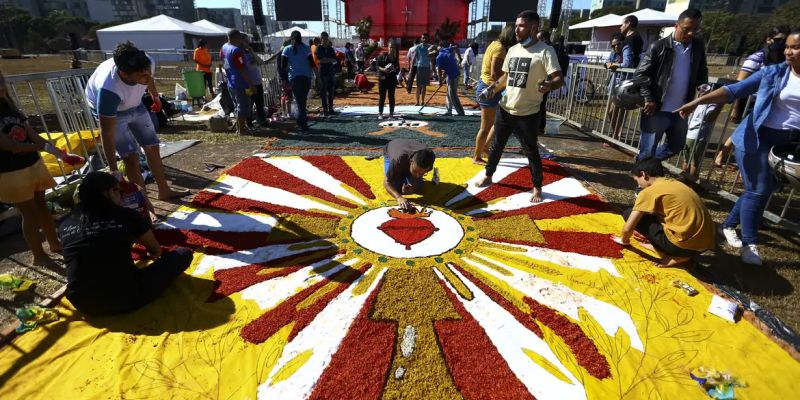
[
  {"x1": 435, "y1": 278, "x2": 536, "y2": 400},
  {"x1": 481, "y1": 230, "x2": 625, "y2": 259},
  {"x1": 227, "y1": 157, "x2": 357, "y2": 209},
  {"x1": 308, "y1": 279, "x2": 395, "y2": 400},
  {"x1": 207, "y1": 249, "x2": 341, "y2": 301},
  {"x1": 301, "y1": 155, "x2": 376, "y2": 200},
  {"x1": 453, "y1": 160, "x2": 568, "y2": 210},
  {"x1": 451, "y1": 264, "x2": 611, "y2": 379},
  {"x1": 240, "y1": 263, "x2": 372, "y2": 344},
  {"x1": 191, "y1": 191, "x2": 340, "y2": 220},
  {"x1": 477, "y1": 194, "x2": 615, "y2": 221},
  {"x1": 153, "y1": 229, "x2": 271, "y2": 255}
]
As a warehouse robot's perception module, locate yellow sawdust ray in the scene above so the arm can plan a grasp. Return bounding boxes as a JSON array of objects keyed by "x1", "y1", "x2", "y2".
[
  {"x1": 475, "y1": 214, "x2": 546, "y2": 243},
  {"x1": 372, "y1": 268, "x2": 464, "y2": 400},
  {"x1": 471, "y1": 249, "x2": 566, "y2": 279},
  {"x1": 265, "y1": 215, "x2": 339, "y2": 243},
  {"x1": 269, "y1": 348, "x2": 313, "y2": 385},
  {"x1": 255, "y1": 249, "x2": 340, "y2": 274},
  {"x1": 435, "y1": 263, "x2": 474, "y2": 300},
  {"x1": 476, "y1": 240, "x2": 528, "y2": 253},
  {"x1": 534, "y1": 212, "x2": 623, "y2": 235},
  {"x1": 352, "y1": 264, "x2": 384, "y2": 296},
  {"x1": 295, "y1": 265, "x2": 366, "y2": 310}
]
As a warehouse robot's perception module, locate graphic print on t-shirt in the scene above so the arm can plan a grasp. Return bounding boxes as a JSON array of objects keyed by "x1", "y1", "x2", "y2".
[{"x1": 507, "y1": 57, "x2": 532, "y2": 88}]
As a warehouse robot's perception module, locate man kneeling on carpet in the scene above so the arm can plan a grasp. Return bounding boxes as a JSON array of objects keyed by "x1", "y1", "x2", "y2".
[
  {"x1": 614, "y1": 158, "x2": 716, "y2": 267},
  {"x1": 383, "y1": 139, "x2": 436, "y2": 211},
  {"x1": 60, "y1": 172, "x2": 193, "y2": 315}
]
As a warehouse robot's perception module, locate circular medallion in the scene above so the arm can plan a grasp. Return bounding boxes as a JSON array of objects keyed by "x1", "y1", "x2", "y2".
[{"x1": 350, "y1": 206, "x2": 464, "y2": 258}]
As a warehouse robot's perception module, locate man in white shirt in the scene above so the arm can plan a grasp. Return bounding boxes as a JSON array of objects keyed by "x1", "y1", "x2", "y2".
[
  {"x1": 475, "y1": 10, "x2": 563, "y2": 203},
  {"x1": 85, "y1": 41, "x2": 188, "y2": 200},
  {"x1": 461, "y1": 42, "x2": 478, "y2": 89}
]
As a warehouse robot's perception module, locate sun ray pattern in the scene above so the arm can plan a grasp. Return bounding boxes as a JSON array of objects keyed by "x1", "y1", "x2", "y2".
[{"x1": 2, "y1": 155, "x2": 799, "y2": 400}]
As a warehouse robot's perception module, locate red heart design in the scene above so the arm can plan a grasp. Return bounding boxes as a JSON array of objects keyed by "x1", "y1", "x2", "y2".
[{"x1": 378, "y1": 218, "x2": 439, "y2": 250}]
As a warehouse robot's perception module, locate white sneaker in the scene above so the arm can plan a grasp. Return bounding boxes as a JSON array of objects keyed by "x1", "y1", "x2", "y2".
[
  {"x1": 741, "y1": 244, "x2": 762, "y2": 265},
  {"x1": 721, "y1": 227, "x2": 742, "y2": 248}
]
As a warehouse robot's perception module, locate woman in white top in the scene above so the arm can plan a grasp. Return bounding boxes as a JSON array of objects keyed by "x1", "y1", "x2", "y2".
[{"x1": 676, "y1": 29, "x2": 800, "y2": 265}]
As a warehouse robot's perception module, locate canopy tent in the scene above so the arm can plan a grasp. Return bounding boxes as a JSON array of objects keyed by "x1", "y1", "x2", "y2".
[
  {"x1": 345, "y1": 0, "x2": 469, "y2": 42},
  {"x1": 570, "y1": 9, "x2": 678, "y2": 59},
  {"x1": 569, "y1": 9, "x2": 678, "y2": 29},
  {"x1": 265, "y1": 26, "x2": 323, "y2": 52},
  {"x1": 97, "y1": 15, "x2": 227, "y2": 60},
  {"x1": 192, "y1": 19, "x2": 232, "y2": 35}
]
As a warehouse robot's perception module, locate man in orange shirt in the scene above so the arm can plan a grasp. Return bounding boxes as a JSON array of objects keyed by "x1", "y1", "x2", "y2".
[
  {"x1": 310, "y1": 37, "x2": 320, "y2": 97},
  {"x1": 193, "y1": 39, "x2": 214, "y2": 97}
]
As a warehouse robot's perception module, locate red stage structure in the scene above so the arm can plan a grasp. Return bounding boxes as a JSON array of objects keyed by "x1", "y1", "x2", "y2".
[{"x1": 344, "y1": 0, "x2": 469, "y2": 42}]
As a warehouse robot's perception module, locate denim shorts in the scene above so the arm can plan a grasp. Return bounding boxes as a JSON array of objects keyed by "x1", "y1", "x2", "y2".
[
  {"x1": 416, "y1": 67, "x2": 431, "y2": 87},
  {"x1": 475, "y1": 80, "x2": 503, "y2": 108},
  {"x1": 113, "y1": 105, "x2": 160, "y2": 157},
  {"x1": 229, "y1": 87, "x2": 252, "y2": 118}
]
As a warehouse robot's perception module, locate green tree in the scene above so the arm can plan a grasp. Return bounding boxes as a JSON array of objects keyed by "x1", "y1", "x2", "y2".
[
  {"x1": 0, "y1": 6, "x2": 32, "y2": 50},
  {"x1": 702, "y1": 11, "x2": 736, "y2": 53},
  {"x1": 590, "y1": 6, "x2": 636, "y2": 19},
  {"x1": 356, "y1": 16, "x2": 373, "y2": 39},
  {"x1": 435, "y1": 18, "x2": 461, "y2": 42},
  {"x1": 765, "y1": 0, "x2": 800, "y2": 30}
]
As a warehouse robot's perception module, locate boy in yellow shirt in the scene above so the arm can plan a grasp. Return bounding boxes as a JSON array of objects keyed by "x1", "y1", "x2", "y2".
[{"x1": 614, "y1": 158, "x2": 716, "y2": 267}]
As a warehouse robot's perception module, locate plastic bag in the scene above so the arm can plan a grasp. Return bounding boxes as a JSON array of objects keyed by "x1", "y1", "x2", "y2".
[
  {"x1": 290, "y1": 98, "x2": 299, "y2": 119},
  {"x1": 175, "y1": 83, "x2": 188, "y2": 101}
]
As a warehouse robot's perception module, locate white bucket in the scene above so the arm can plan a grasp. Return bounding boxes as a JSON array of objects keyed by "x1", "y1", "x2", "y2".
[{"x1": 545, "y1": 118, "x2": 562, "y2": 135}]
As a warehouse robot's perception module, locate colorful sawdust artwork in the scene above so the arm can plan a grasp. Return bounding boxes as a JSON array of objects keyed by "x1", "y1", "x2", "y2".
[{"x1": 1, "y1": 156, "x2": 799, "y2": 399}]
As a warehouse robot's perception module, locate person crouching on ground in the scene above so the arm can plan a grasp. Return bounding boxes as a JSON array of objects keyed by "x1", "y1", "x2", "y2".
[
  {"x1": 85, "y1": 41, "x2": 188, "y2": 200},
  {"x1": 383, "y1": 139, "x2": 436, "y2": 211},
  {"x1": 614, "y1": 158, "x2": 716, "y2": 267},
  {"x1": 60, "y1": 172, "x2": 193, "y2": 315}
]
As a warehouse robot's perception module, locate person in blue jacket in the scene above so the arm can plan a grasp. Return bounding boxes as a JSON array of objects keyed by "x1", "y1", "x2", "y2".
[
  {"x1": 436, "y1": 42, "x2": 464, "y2": 116},
  {"x1": 676, "y1": 29, "x2": 800, "y2": 265}
]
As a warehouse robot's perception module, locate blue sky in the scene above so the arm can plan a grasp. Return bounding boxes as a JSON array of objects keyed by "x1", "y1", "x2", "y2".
[{"x1": 195, "y1": 0, "x2": 593, "y2": 35}]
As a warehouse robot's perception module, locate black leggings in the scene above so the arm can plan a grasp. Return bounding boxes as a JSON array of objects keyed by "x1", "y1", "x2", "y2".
[
  {"x1": 250, "y1": 84, "x2": 267, "y2": 124},
  {"x1": 378, "y1": 79, "x2": 396, "y2": 115},
  {"x1": 203, "y1": 72, "x2": 215, "y2": 96},
  {"x1": 622, "y1": 208, "x2": 701, "y2": 257},
  {"x1": 67, "y1": 248, "x2": 193, "y2": 315}
]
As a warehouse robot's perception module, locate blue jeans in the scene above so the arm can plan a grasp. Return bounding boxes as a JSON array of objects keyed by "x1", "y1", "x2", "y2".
[
  {"x1": 229, "y1": 87, "x2": 252, "y2": 119},
  {"x1": 723, "y1": 127, "x2": 799, "y2": 245},
  {"x1": 445, "y1": 75, "x2": 464, "y2": 115},
  {"x1": 319, "y1": 73, "x2": 336, "y2": 113},
  {"x1": 637, "y1": 111, "x2": 688, "y2": 161},
  {"x1": 291, "y1": 76, "x2": 311, "y2": 130},
  {"x1": 110, "y1": 105, "x2": 160, "y2": 157},
  {"x1": 463, "y1": 64, "x2": 472, "y2": 86}
]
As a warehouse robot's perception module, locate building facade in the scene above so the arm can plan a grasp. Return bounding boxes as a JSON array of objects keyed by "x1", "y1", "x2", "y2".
[{"x1": 196, "y1": 7, "x2": 243, "y2": 31}]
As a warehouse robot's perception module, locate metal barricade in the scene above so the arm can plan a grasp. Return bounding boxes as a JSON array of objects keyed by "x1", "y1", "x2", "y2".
[{"x1": 549, "y1": 62, "x2": 799, "y2": 229}]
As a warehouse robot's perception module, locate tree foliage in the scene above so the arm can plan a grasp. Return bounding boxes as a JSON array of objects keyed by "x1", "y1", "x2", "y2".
[
  {"x1": 702, "y1": 11, "x2": 737, "y2": 53},
  {"x1": 590, "y1": 6, "x2": 636, "y2": 19},
  {"x1": 0, "y1": 6, "x2": 105, "y2": 52}
]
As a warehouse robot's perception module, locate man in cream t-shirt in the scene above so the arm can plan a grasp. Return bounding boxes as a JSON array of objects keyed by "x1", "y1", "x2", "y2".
[{"x1": 476, "y1": 10, "x2": 563, "y2": 202}]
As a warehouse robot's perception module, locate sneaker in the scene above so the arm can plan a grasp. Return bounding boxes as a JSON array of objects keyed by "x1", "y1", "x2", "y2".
[
  {"x1": 377, "y1": 115, "x2": 384, "y2": 120},
  {"x1": 721, "y1": 227, "x2": 742, "y2": 248},
  {"x1": 741, "y1": 244, "x2": 762, "y2": 265}
]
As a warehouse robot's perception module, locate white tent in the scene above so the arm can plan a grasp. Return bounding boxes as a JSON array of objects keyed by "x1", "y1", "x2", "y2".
[
  {"x1": 569, "y1": 9, "x2": 678, "y2": 29},
  {"x1": 265, "y1": 26, "x2": 322, "y2": 53},
  {"x1": 570, "y1": 9, "x2": 678, "y2": 59},
  {"x1": 192, "y1": 19, "x2": 231, "y2": 35},
  {"x1": 97, "y1": 15, "x2": 226, "y2": 60}
]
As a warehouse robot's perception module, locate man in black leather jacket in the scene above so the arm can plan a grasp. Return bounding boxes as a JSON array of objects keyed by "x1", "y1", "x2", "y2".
[{"x1": 634, "y1": 8, "x2": 708, "y2": 161}]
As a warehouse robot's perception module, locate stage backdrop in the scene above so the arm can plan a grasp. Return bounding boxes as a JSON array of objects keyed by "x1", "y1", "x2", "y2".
[{"x1": 345, "y1": 0, "x2": 469, "y2": 41}]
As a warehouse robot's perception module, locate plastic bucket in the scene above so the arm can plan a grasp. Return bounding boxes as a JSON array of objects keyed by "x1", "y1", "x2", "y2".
[
  {"x1": 545, "y1": 118, "x2": 562, "y2": 135},
  {"x1": 182, "y1": 70, "x2": 206, "y2": 98}
]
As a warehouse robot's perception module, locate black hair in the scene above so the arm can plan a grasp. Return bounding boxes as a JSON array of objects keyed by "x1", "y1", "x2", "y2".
[
  {"x1": 345, "y1": 42, "x2": 352, "y2": 48},
  {"x1": 227, "y1": 29, "x2": 242, "y2": 41},
  {"x1": 113, "y1": 41, "x2": 151, "y2": 74},
  {"x1": 517, "y1": 10, "x2": 540, "y2": 25},
  {"x1": 623, "y1": 15, "x2": 639, "y2": 28},
  {"x1": 538, "y1": 30, "x2": 551, "y2": 41},
  {"x1": 77, "y1": 171, "x2": 120, "y2": 218},
  {"x1": 470, "y1": 42, "x2": 479, "y2": 52},
  {"x1": 789, "y1": 28, "x2": 800, "y2": 37},
  {"x1": 198, "y1": 39, "x2": 207, "y2": 48},
  {"x1": 610, "y1": 32, "x2": 624, "y2": 42},
  {"x1": 414, "y1": 38, "x2": 420, "y2": 45},
  {"x1": 630, "y1": 157, "x2": 664, "y2": 178},
  {"x1": 678, "y1": 8, "x2": 702, "y2": 21},
  {"x1": 291, "y1": 30, "x2": 302, "y2": 54},
  {"x1": 411, "y1": 148, "x2": 436, "y2": 170},
  {"x1": 767, "y1": 26, "x2": 791, "y2": 39},
  {"x1": 498, "y1": 25, "x2": 517, "y2": 49},
  {"x1": 321, "y1": 31, "x2": 329, "y2": 38}
]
